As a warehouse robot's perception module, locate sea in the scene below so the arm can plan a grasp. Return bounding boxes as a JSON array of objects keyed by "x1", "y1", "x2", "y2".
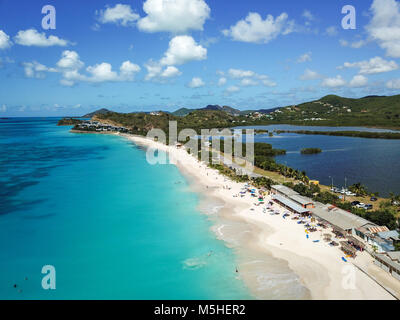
[{"x1": 0, "y1": 118, "x2": 252, "y2": 299}]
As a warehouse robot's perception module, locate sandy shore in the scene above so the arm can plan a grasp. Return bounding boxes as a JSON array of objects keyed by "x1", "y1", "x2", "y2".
[{"x1": 119, "y1": 133, "x2": 397, "y2": 300}]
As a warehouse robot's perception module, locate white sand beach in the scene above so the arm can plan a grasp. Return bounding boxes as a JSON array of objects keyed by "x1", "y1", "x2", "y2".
[{"x1": 121, "y1": 133, "x2": 398, "y2": 300}]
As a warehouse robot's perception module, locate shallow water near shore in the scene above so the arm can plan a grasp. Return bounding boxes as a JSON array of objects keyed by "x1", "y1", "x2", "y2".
[
  {"x1": 178, "y1": 164, "x2": 310, "y2": 300},
  {"x1": 0, "y1": 118, "x2": 251, "y2": 299}
]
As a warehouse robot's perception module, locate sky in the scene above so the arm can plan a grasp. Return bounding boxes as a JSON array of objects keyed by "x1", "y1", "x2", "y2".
[{"x1": 0, "y1": 0, "x2": 400, "y2": 116}]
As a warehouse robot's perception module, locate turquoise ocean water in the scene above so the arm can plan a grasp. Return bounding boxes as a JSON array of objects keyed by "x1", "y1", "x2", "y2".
[{"x1": 0, "y1": 118, "x2": 251, "y2": 299}]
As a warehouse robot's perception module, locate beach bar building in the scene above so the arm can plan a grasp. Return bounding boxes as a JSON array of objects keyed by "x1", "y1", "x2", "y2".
[
  {"x1": 270, "y1": 185, "x2": 315, "y2": 208},
  {"x1": 289, "y1": 194, "x2": 315, "y2": 209},
  {"x1": 272, "y1": 195, "x2": 311, "y2": 216},
  {"x1": 373, "y1": 251, "x2": 400, "y2": 281},
  {"x1": 355, "y1": 226, "x2": 397, "y2": 253},
  {"x1": 311, "y1": 203, "x2": 376, "y2": 237},
  {"x1": 271, "y1": 185, "x2": 299, "y2": 198}
]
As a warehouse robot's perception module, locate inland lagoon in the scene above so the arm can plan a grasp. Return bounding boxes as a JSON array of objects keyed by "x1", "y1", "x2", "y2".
[{"x1": 237, "y1": 125, "x2": 400, "y2": 196}]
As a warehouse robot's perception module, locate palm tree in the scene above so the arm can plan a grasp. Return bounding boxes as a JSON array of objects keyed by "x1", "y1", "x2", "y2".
[
  {"x1": 389, "y1": 192, "x2": 396, "y2": 205},
  {"x1": 394, "y1": 194, "x2": 400, "y2": 206}
]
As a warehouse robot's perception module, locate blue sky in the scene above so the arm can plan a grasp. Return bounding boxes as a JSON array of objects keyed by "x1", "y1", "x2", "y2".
[{"x1": 0, "y1": 0, "x2": 400, "y2": 116}]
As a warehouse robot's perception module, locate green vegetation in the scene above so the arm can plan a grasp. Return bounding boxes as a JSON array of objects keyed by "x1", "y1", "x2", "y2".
[
  {"x1": 276, "y1": 130, "x2": 400, "y2": 140},
  {"x1": 265, "y1": 94, "x2": 400, "y2": 129},
  {"x1": 172, "y1": 105, "x2": 241, "y2": 117},
  {"x1": 83, "y1": 108, "x2": 112, "y2": 118},
  {"x1": 255, "y1": 158, "x2": 309, "y2": 184},
  {"x1": 208, "y1": 163, "x2": 249, "y2": 183},
  {"x1": 215, "y1": 139, "x2": 310, "y2": 184},
  {"x1": 389, "y1": 192, "x2": 400, "y2": 205},
  {"x1": 348, "y1": 183, "x2": 370, "y2": 196},
  {"x1": 251, "y1": 176, "x2": 277, "y2": 189},
  {"x1": 301, "y1": 148, "x2": 322, "y2": 154},
  {"x1": 57, "y1": 118, "x2": 83, "y2": 126},
  {"x1": 172, "y1": 108, "x2": 193, "y2": 117}
]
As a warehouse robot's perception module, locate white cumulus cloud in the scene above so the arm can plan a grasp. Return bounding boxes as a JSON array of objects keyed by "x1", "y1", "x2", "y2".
[
  {"x1": 225, "y1": 85, "x2": 240, "y2": 93},
  {"x1": 225, "y1": 68, "x2": 276, "y2": 87},
  {"x1": 349, "y1": 75, "x2": 368, "y2": 87},
  {"x1": 299, "y1": 69, "x2": 320, "y2": 80},
  {"x1": 218, "y1": 77, "x2": 227, "y2": 86},
  {"x1": 321, "y1": 75, "x2": 346, "y2": 88},
  {"x1": 119, "y1": 61, "x2": 141, "y2": 80},
  {"x1": 85, "y1": 61, "x2": 140, "y2": 83},
  {"x1": 23, "y1": 50, "x2": 140, "y2": 86},
  {"x1": 86, "y1": 63, "x2": 119, "y2": 82},
  {"x1": 240, "y1": 78, "x2": 258, "y2": 86},
  {"x1": 386, "y1": 78, "x2": 400, "y2": 89},
  {"x1": 144, "y1": 60, "x2": 181, "y2": 81},
  {"x1": 97, "y1": 4, "x2": 139, "y2": 26},
  {"x1": 0, "y1": 30, "x2": 12, "y2": 49},
  {"x1": 340, "y1": 56, "x2": 398, "y2": 74},
  {"x1": 160, "y1": 35, "x2": 207, "y2": 66},
  {"x1": 161, "y1": 66, "x2": 181, "y2": 78},
  {"x1": 302, "y1": 10, "x2": 314, "y2": 21},
  {"x1": 339, "y1": 38, "x2": 367, "y2": 48},
  {"x1": 137, "y1": 0, "x2": 210, "y2": 33},
  {"x1": 297, "y1": 52, "x2": 312, "y2": 63},
  {"x1": 56, "y1": 50, "x2": 84, "y2": 70},
  {"x1": 14, "y1": 29, "x2": 69, "y2": 47},
  {"x1": 366, "y1": 0, "x2": 400, "y2": 57},
  {"x1": 260, "y1": 78, "x2": 276, "y2": 87},
  {"x1": 222, "y1": 12, "x2": 295, "y2": 44},
  {"x1": 228, "y1": 68, "x2": 256, "y2": 78},
  {"x1": 187, "y1": 77, "x2": 205, "y2": 88},
  {"x1": 22, "y1": 61, "x2": 57, "y2": 78},
  {"x1": 325, "y1": 26, "x2": 338, "y2": 36}
]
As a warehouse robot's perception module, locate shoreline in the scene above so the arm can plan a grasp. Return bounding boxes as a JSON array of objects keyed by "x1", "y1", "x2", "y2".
[
  {"x1": 70, "y1": 129, "x2": 395, "y2": 205},
  {"x1": 177, "y1": 161, "x2": 311, "y2": 299},
  {"x1": 117, "y1": 132, "x2": 398, "y2": 300}
]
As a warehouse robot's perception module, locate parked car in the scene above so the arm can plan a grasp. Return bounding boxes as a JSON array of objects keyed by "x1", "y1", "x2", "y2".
[
  {"x1": 364, "y1": 204, "x2": 373, "y2": 210},
  {"x1": 351, "y1": 201, "x2": 360, "y2": 206},
  {"x1": 356, "y1": 203, "x2": 366, "y2": 209},
  {"x1": 370, "y1": 197, "x2": 378, "y2": 202}
]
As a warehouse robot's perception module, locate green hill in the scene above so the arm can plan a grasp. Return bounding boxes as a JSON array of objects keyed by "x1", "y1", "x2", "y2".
[
  {"x1": 172, "y1": 108, "x2": 193, "y2": 117},
  {"x1": 83, "y1": 108, "x2": 112, "y2": 118},
  {"x1": 269, "y1": 94, "x2": 400, "y2": 128},
  {"x1": 88, "y1": 94, "x2": 400, "y2": 131},
  {"x1": 172, "y1": 105, "x2": 241, "y2": 117}
]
